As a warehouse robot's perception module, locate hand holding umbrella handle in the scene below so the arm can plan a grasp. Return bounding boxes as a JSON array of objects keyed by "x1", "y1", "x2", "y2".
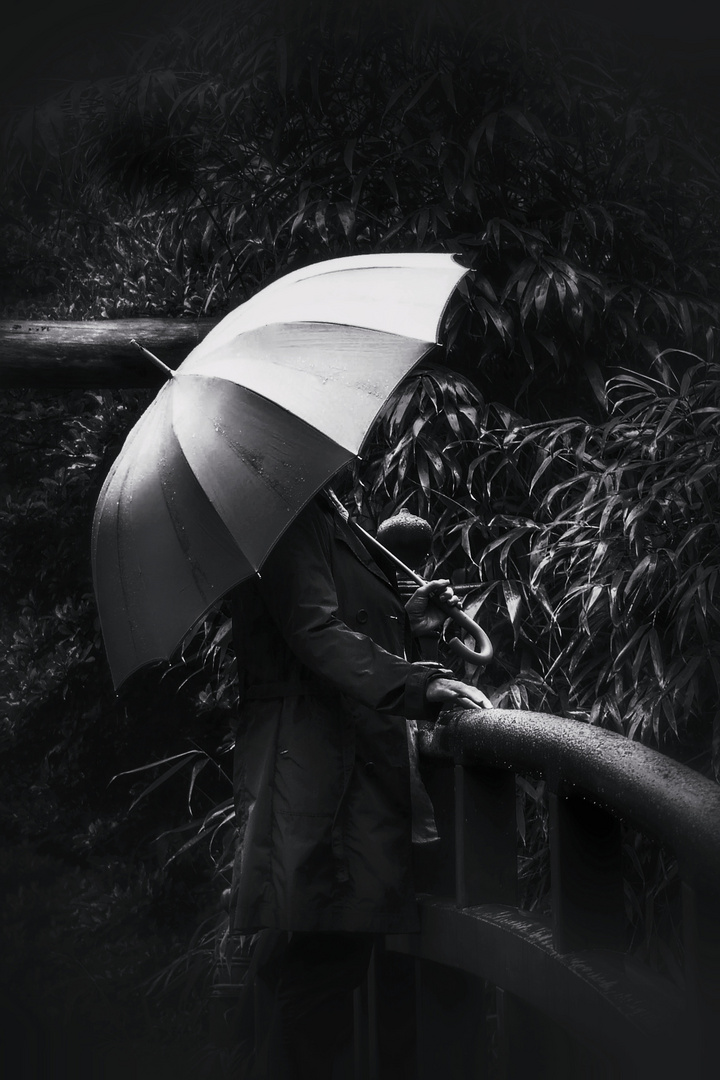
[
  {"x1": 326, "y1": 488, "x2": 493, "y2": 667},
  {"x1": 433, "y1": 596, "x2": 493, "y2": 667}
]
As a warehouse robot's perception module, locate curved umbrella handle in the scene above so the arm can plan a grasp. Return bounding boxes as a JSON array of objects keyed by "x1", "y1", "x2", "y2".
[
  {"x1": 325, "y1": 489, "x2": 493, "y2": 667},
  {"x1": 434, "y1": 597, "x2": 494, "y2": 667}
]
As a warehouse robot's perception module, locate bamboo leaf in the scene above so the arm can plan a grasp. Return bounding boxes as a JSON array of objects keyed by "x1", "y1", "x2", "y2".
[
  {"x1": 589, "y1": 541, "x2": 610, "y2": 578},
  {"x1": 127, "y1": 756, "x2": 197, "y2": 812},
  {"x1": 582, "y1": 356, "x2": 608, "y2": 410},
  {"x1": 343, "y1": 137, "x2": 357, "y2": 173},
  {"x1": 528, "y1": 452, "x2": 555, "y2": 496},
  {"x1": 648, "y1": 626, "x2": 665, "y2": 686},
  {"x1": 502, "y1": 579, "x2": 523, "y2": 636},
  {"x1": 110, "y1": 750, "x2": 198, "y2": 784},
  {"x1": 187, "y1": 757, "x2": 210, "y2": 814},
  {"x1": 440, "y1": 72, "x2": 456, "y2": 111},
  {"x1": 614, "y1": 623, "x2": 651, "y2": 669}
]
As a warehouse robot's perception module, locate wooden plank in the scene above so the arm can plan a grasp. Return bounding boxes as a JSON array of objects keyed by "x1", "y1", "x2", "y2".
[
  {"x1": 376, "y1": 946, "x2": 416, "y2": 1080},
  {"x1": 0, "y1": 318, "x2": 218, "y2": 388},
  {"x1": 353, "y1": 984, "x2": 369, "y2": 1080}
]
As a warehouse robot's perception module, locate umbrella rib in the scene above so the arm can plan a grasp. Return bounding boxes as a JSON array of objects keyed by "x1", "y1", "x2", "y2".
[
  {"x1": 178, "y1": 335, "x2": 436, "y2": 457},
  {"x1": 156, "y1": 456, "x2": 221, "y2": 597},
  {"x1": 112, "y1": 435, "x2": 150, "y2": 648},
  {"x1": 257, "y1": 319, "x2": 430, "y2": 343},
  {"x1": 243, "y1": 256, "x2": 467, "y2": 343},
  {"x1": 178, "y1": 372, "x2": 356, "y2": 454},
  {"x1": 191, "y1": 379, "x2": 354, "y2": 505},
  {"x1": 189, "y1": 321, "x2": 433, "y2": 374}
]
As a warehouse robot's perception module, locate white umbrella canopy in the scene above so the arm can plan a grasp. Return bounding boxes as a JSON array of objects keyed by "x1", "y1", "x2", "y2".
[{"x1": 92, "y1": 253, "x2": 470, "y2": 688}]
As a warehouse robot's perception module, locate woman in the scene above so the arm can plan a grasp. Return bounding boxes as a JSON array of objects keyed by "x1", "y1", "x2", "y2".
[{"x1": 230, "y1": 489, "x2": 490, "y2": 1078}]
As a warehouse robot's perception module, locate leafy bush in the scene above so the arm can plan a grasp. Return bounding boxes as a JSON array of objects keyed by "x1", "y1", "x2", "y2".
[
  {"x1": 347, "y1": 357, "x2": 720, "y2": 775},
  {"x1": 4, "y1": 0, "x2": 720, "y2": 415},
  {"x1": 472, "y1": 355, "x2": 720, "y2": 771},
  {"x1": 0, "y1": 379, "x2": 243, "y2": 1063}
]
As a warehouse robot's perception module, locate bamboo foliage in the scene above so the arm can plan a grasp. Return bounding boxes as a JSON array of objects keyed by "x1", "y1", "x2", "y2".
[
  {"x1": 357, "y1": 359, "x2": 720, "y2": 771},
  {"x1": 3, "y1": 0, "x2": 720, "y2": 415}
]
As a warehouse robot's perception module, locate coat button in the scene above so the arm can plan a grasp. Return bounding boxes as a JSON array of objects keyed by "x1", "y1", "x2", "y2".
[{"x1": 356, "y1": 608, "x2": 369, "y2": 625}]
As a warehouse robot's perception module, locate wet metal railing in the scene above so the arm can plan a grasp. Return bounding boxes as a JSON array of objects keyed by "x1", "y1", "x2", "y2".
[{"x1": 355, "y1": 709, "x2": 720, "y2": 1080}]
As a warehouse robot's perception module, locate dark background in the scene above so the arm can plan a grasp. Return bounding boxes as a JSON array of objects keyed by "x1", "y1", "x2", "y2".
[{"x1": 4, "y1": 0, "x2": 720, "y2": 112}]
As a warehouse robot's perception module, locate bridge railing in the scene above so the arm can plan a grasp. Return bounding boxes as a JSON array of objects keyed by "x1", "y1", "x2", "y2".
[{"x1": 354, "y1": 708, "x2": 720, "y2": 1080}]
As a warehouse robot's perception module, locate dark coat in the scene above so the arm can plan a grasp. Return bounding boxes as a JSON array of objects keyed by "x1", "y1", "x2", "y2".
[{"x1": 230, "y1": 495, "x2": 448, "y2": 934}]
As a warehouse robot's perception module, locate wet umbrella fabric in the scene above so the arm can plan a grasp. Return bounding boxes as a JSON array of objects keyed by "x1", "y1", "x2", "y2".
[{"x1": 92, "y1": 253, "x2": 469, "y2": 688}]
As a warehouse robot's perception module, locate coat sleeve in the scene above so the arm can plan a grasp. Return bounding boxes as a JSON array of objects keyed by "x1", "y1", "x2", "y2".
[{"x1": 257, "y1": 501, "x2": 450, "y2": 721}]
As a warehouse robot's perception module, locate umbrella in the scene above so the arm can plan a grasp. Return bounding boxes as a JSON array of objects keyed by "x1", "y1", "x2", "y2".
[{"x1": 92, "y1": 252, "x2": 470, "y2": 688}]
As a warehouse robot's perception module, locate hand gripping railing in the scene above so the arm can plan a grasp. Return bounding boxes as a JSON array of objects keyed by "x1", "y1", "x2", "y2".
[{"x1": 353, "y1": 709, "x2": 720, "y2": 1080}]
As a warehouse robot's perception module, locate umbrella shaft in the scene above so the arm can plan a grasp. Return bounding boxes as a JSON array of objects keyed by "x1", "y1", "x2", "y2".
[
  {"x1": 130, "y1": 339, "x2": 176, "y2": 378},
  {"x1": 325, "y1": 489, "x2": 426, "y2": 586},
  {"x1": 353, "y1": 520, "x2": 427, "y2": 586}
]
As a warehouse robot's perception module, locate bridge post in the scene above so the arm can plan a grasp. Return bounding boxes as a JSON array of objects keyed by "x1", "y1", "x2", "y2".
[{"x1": 408, "y1": 760, "x2": 516, "y2": 1078}]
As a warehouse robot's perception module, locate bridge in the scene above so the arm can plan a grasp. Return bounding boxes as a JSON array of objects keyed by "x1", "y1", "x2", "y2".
[
  {"x1": 210, "y1": 706, "x2": 720, "y2": 1078},
  {"x1": 349, "y1": 707, "x2": 720, "y2": 1079}
]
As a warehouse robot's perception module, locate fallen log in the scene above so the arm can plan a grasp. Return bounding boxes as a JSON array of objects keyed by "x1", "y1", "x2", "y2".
[{"x1": 0, "y1": 318, "x2": 219, "y2": 388}]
